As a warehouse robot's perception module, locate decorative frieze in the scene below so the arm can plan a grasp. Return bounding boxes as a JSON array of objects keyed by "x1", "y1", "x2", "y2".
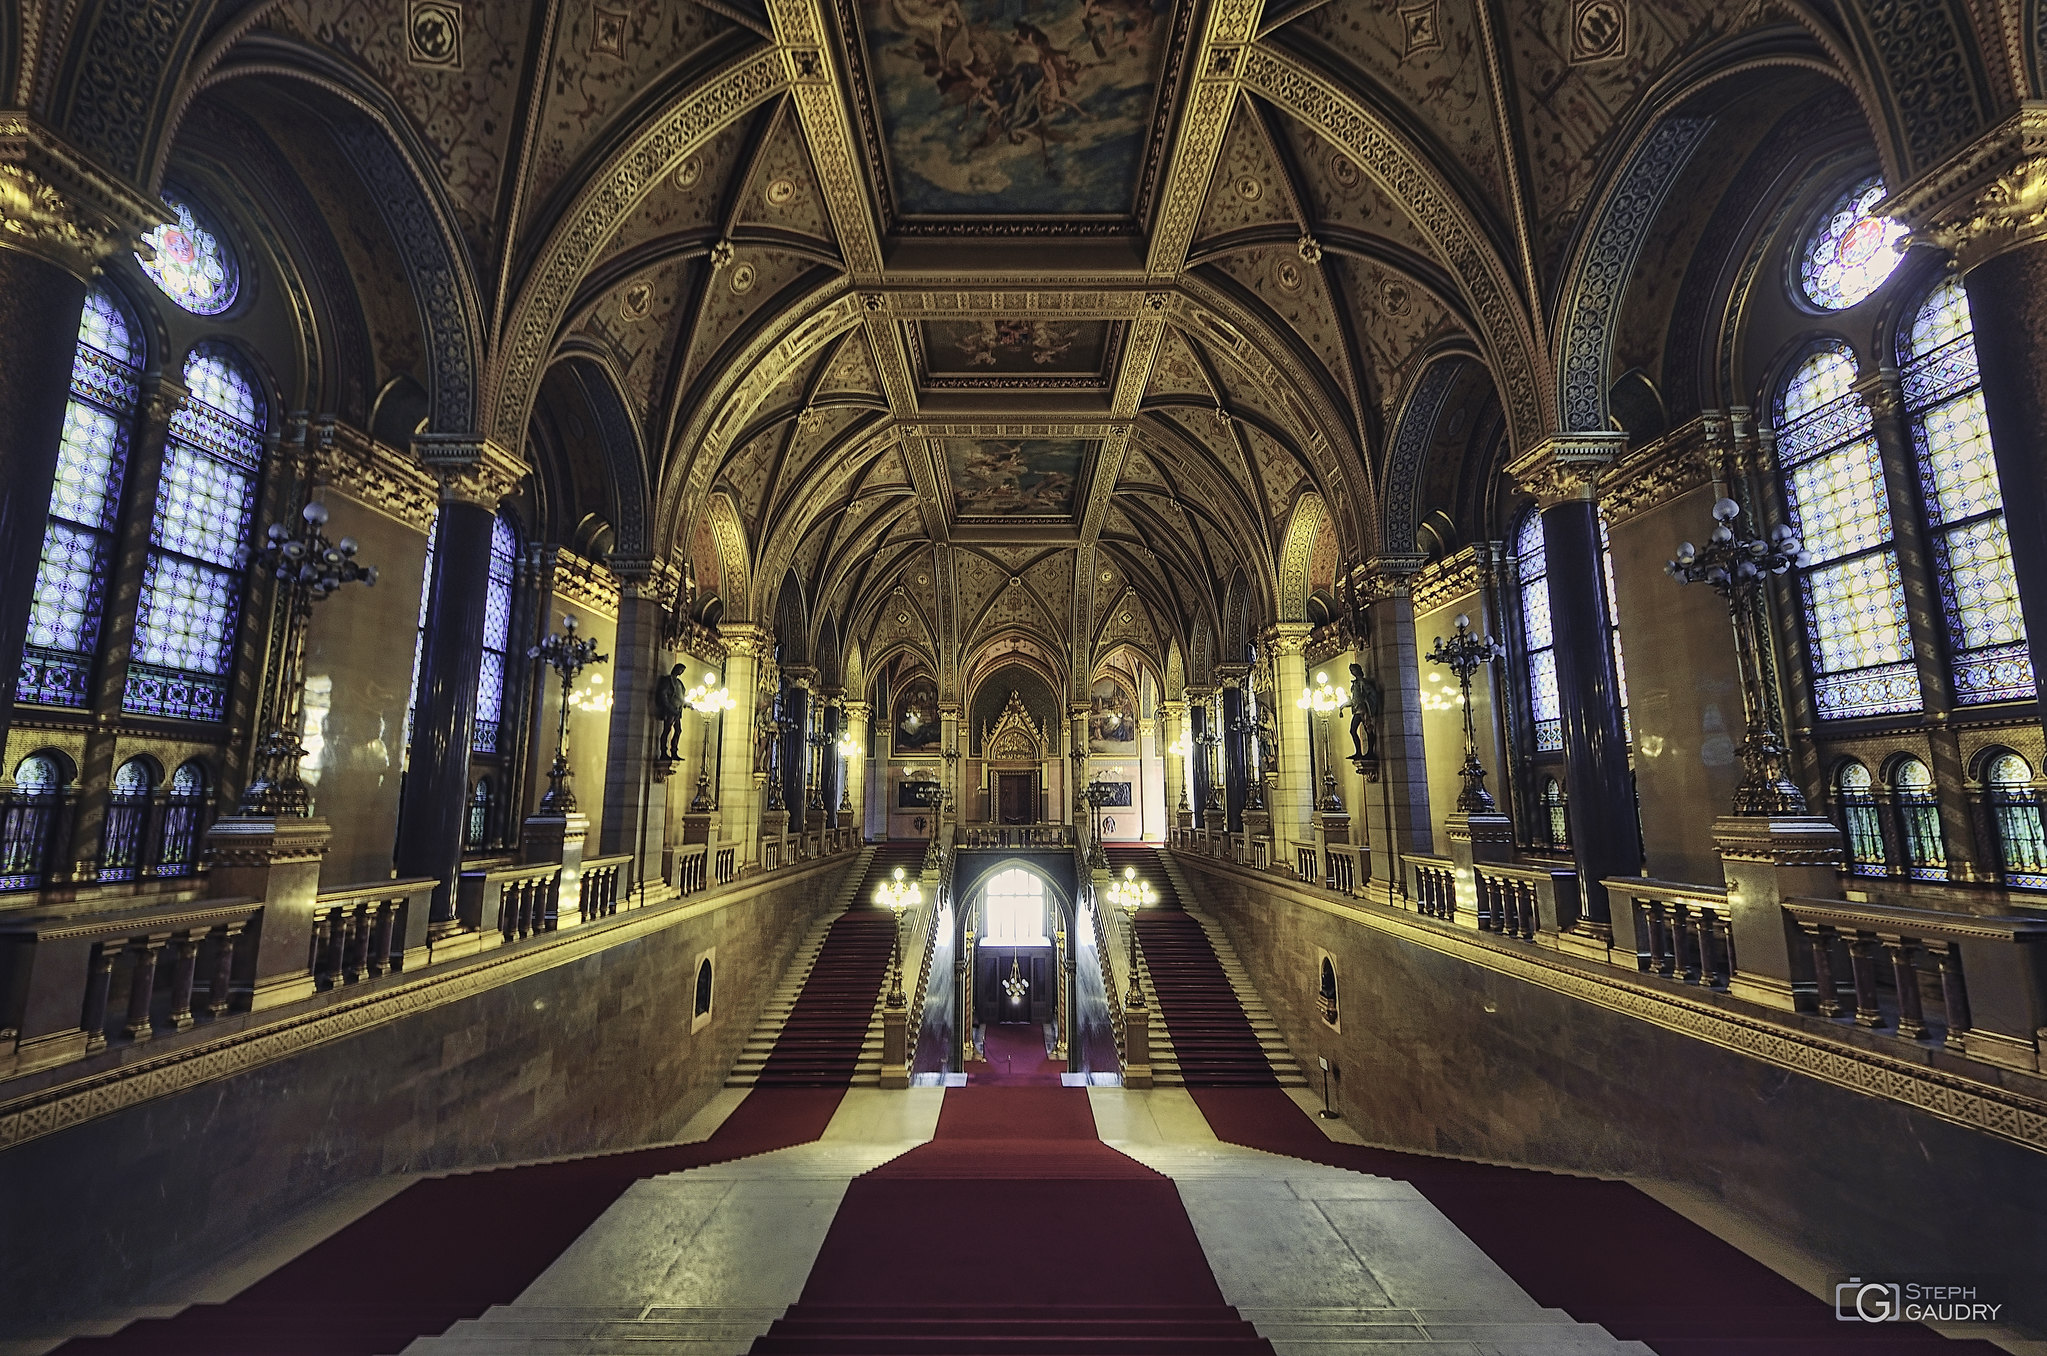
[
  {"x1": 413, "y1": 434, "x2": 525, "y2": 509},
  {"x1": 551, "y1": 549, "x2": 621, "y2": 620},
  {"x1": 1409, "y1": 543, "x2": 1502, "y2": 616},
  {"x1": 1507, "y1": 432, "x2": 1629, "y2": 508},
  {"x1": 1886, "y1": 107, "x2": 2047, "y2": 272},
  {"x1": 1597, "y1": 416, "x2": 1716, "y2": 528},
  {"x1": 311, "y1": 423, "x2": 438, "y2": 533}
]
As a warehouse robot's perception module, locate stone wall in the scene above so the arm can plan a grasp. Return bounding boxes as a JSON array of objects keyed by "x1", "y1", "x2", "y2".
[
  {"x1": 0, "y1": 856, "x2": 858, "y2": 1325},
  {"x1": 1178, "y1": 854, "x2": 2047, "y2": 1331}
]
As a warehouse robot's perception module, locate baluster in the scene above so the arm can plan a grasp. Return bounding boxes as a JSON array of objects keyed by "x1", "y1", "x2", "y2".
[
  {"x1": 1884, "y1": 935, "x2": 1928, "y2": 1039},
  {"x1": 81, "y1": 942, "x2": 119, "y2": 1053},
  {"x1": 1697, "y1": 909, "x2": 1724, "y2": 987},
  {"x1": 342, "y1": 907, "x2": 366, "y2": 983},
  {"x1": 1649, "y1": 901, "x2": 1674, "y2": 977},
  {"x1": 1674, "y1": 903, "x2": 1698, "y2": 982},
  {"x1": 124, "y1": 935, "x2": 166, "y2": 1041},
  {"x1": 1847, "y1": 935, "x2": 1885, "y2": 1027},
  {"x1": 1925, "y1": 939, "x2": 1971, "y2": 1040},
  {"x1": 323, "y1": 909, "x2": 349, "y2": 981},
  {"x1": 1803, "y1": 923, "x2": 1842, "y2": 1016},
  {"x1": 309, "y1": 911, "x2": 333, "y2": 984},
  {"x1": 369, "y1": 900, "x2": 396, "y2": 977},
  {"x1": 167, "y1": 931, "x2": 202, "y2": 1030},
  {"x1": 209, "y1": 922, "x2": 245, "y2": 1017}
]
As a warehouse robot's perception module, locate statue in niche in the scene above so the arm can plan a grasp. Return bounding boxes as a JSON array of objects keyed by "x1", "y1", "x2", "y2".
[
  {"x1": 1348, "y1": 663, "x2": 1381, "y2": 762},
  {"x1": 655, "y1": 663, "x2": 686, "y2": 759}
]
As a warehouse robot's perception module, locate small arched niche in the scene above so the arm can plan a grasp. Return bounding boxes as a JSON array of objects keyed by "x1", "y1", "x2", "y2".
[
  {"x1": 691, "y1": 948, "x2": 716, "y2": 1033},
  {"x1": 1316, "y1": 950, "x2": 1340, "y2": 1032}
]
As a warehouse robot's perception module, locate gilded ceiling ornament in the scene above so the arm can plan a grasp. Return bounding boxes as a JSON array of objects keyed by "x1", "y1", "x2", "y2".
[
  {"x1": 1568, "y1": 0, "x2": 1628, "y2": 64},
  {"x1": 591, "y1": 4, "x2": 628, "y2": 58},
  {"x1": 618, "y1": 280, "x2": 653, "y2": 321},
  {"x1": 1234, "y1": 175, "x2": 1263, "y2": 202},
  {"x1": 1328, "y1": 154, "x2": 1363, "y2": 195},
  {"x1": 729, "y1": 261, "x2": 757, "y2": 294},
  {"x1": 1398, "y1": 2, "x2": 1442, "y2": 57},
  {"x1": 0, "y1": 163, "x2": 116, "y2": 280},
  {"x1": 1296, "y1": 234, "x2": 1323, "y2": 263},
  {"x1": 1912, "y1": 155, "x2": 2047, "y2": 273},
  {"x1": 675, "y1": 157, "x2": 702, "y2": 188},
  {"x1": 1274, "y1": 258, "x2": 1304, "y2": 292},
  {"x1": 708, "y1": 239, "x2": 735, "y2": 270},
  {"x1": 1379, "y1": 279, "x2": 1412, "y2": 317},
  {"x1": 406, "y1": 0, "x2": 463, "y2": 67},
  {"x1": 766, "y1": 178, "x2": 797, "y2": 207}
]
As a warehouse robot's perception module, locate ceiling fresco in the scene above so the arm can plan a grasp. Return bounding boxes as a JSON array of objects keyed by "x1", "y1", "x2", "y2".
[
  {"x1": 912, "y1": 319, "x2": 1122, "y2": 388},
  {"x1": 945, "y1": 438, "x2": 1092, "y2": 517},
  {"x1": 841, "y1": 0, "x2": 1179, "y2": 229}
]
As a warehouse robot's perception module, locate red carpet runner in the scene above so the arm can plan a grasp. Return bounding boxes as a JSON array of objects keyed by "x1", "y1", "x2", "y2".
[
  {"x1": 967, "y1": 1021, "x2": 1065, "y2": 1085},
  {"x1": 750, "y1": 1087, "x2": 1274, "y2": 1354},
  {"x1": 753, "y1": 843, "x2": 921, "y2": 1087},
  {"x1": 1108, "y1": 846, "x2": 1275, "y2": 1086}
]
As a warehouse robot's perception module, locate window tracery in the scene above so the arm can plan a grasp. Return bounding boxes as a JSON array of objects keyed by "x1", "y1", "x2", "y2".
[
  {"x1": 137, "y1": 193, "x2": 238, "y2": 316},
  {"x1": 125, "y1": 345, "x2": 265, "y2": 722},
  {"x1": 1985, "y1": 752, "x2": 2046, "y2": 888},
  {"x1": 1773, "y1": 345, "x2": 1920, "y2": 720},
  {"x1": 474, "y1": 514, "x2": 517, "y2": 754},
  {"x1": 20, "y1": 287, "x2": 141, "y2": 707},
  {"x1": 1797, "y1": 176, "x2": 1906, "y2": 311},
  {"x1": 1837, "y1": 760, "x2": 1884, "y2": 874}
]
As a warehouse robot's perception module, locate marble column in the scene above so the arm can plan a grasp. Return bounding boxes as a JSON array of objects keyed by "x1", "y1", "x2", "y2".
[
  {"x1": 1265, "y1": 625, "x2": 1315, "y2": 850},
  {"x1": 717, "y1": 626, "x2": 766, "y2": 863},
  {"x1": 1219, "y1": 674, "x2": 1248, "y2": 833},
  {"x1": 1188, "y1": 693, "x2": 1213, "y2": 830},
  {"x1": 394, "y1": 438, "x2": 524, "y2": 917},
  {"x1": 1362, "y1": 558, "x2": 1432, "y2": 894},
  {"x1": 1160, "y1": 699, "x2": 1187, "y2": 823},
  {"x1": 1510, "y1": 437, "x2": 1640, "y2": 925},
  {"x1": 841, "y1": 699, "x2": 870, "y2": 833},
  {"x1": 1137, "y1": 712, "x2": 1165, "y2": 840},
  {"x1": 598, "y1": 563, "x2": 664, "y2": 893},
  {"x1": 780, "y1": 673, "x2": 811, "y2": 823},
  {"x1": 0, "y1": 165, "x2": 113, "y2": 753}
]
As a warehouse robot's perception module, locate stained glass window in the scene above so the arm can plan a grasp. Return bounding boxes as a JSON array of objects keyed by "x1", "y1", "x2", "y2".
[
  {"x1": 1891, "y1": 757, "x2": 1946, "y2": 879},
  {"x1": 1540, "y1": 777, "x2": 1569, "y2": 849},
  {"x1": 1773, "y1": 345, "x2": 1921, "y2": 719},
  {"x1": 1516, "y1": 511, "x2": 1563, "y2": 751},
  {"x1": 1798, "y1": 176, "x2": 1906, "y2": 311},
  {"x1": 1599, "y1": 514, "x2": 1631, "y2": 740},
  {"x1": 1837, "y1": 760, "x2": 1885, "y2": 875},
  {"x1": 473, "y1": 514, "x2": 517, "y2": 754},
  {"x1": 137, "y1": 193, "x2": 238, "y2": 315},
  {"x1": 403, "y1": 515, "x2": 439, "y2": 765},
  {"x1": 125, "y1": 345, "x2": 265, "y2": 722},
  {"x1": 20, "y1": 287, "x2": 141, "y2": 707},
  {"x1": 1900, "y1": 278, "x2": 2032, "y2": 705}
]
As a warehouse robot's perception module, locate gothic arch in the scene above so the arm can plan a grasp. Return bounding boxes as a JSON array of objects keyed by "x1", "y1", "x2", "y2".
[{"x1": 1276, "y1": 492, "x2": 1326, "y2": 623}]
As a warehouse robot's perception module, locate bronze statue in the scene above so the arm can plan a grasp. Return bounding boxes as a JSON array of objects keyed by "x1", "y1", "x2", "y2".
[
  {"x1": 1348, "y1": 663, "x2": 1381, "y2": 761},
  {"x1": 655, "y1": 663, "x2": 686, "y2": 759}
]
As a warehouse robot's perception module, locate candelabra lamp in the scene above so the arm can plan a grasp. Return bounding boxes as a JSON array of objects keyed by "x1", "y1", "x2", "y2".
[
  {"x1": 1167, "y1": 731, "x2": 1192, "y2": 811},
  {"x1": 1198, "y1": 722, "x2": 1225, "y2": 812},
  {"x1": 1666, "y1": 497, "x2": 1810, "y2": 814},
  {"x1": 1297, "y1": 671, "x2": 1347, "y2": 812},
  {"x1": 1083, "y1": 776, "x2": 1117, "y2": 867},
  {"x1": 805, "y1": 724, "x2": 829, "y2": 811},
  {"x1": 531, "y1": 614, "x2": 609, "y2": 814},
  {"x1": 874, "y1": 864, "x2": 921, "y2": 1008},
  {"x1": 1232, "y1": 709, "x2": 1268, "y2": 811},
  {"x1": 240, "y1": 500, "x2": 377, "y2": 816},
  {"x1": 761, "y1": 714, "x2": 787, "y2": 812},
  {"x1": 836, "y1": 730, "x2": 860, "y2": 813},
  {"x1": 1002, "y1": 957, "x2": 1029, "y2": 1005},
  {"x1": 1425, "y1": 615, "x2": 1500, "y2": 813},
  {"x1": 684, "y1": 677, "x2": 735, "y2": 812},
  {"x1": 1106, "y1": 865, "x2": 1156, "y2": 1007}
]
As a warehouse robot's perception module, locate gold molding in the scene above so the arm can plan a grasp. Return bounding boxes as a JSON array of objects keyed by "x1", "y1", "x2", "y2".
[
  {"x1": 767, "y1": 0, "x2": 883, "y2": 278},
  {"x1": 551, "y1": 548, "x2": 621, "y2": 620},
  {"x1": 412, "y1": 435, "x2": 525, "y2": 509},
  {"x1": 1597, "y1": 417, "x2": 1715, "y2": 529},
  {"x1": 1885, "y1": 104, "x2": 2047, "y2": 270},
  {"x1": 1175, "y1": 853, "x2": 2047, "y2": 1158},
  {"x1": 1910, "y1": 153, "x2": 2047, "y2": 273},
  {"x1": 312, "y1": 423, "x2": 438, "y2": 533},
  {"x1": 1506, "y1": 432, "x2": 1629, "y2": 508},
  {"x1": 1409, "y1": 543, "x2": 1500, "y2": 616},
  {"x1": 0, "y1": 116, "x2": 165, "y2": 280},
  {"x1": 0, "y1": 855, "x2": 858, "y2": 1153}
]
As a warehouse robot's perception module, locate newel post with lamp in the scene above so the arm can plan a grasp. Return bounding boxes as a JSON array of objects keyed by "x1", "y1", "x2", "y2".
[
  {"x1": 521, "y1": 613, "x2": 608, "y2": 930},
  {"x1": 875, "y1": 865, "x2": 920, "y2": 1088},
  {"x1": 1668, "y1": 495, "x2": 1840, "y2": 1011},
  {"x1": 1107, "y1": 864, "x2": 1156, "y2": 1087},
  {"x1": 680, "y1": 673, "x2": 734, "y2": 855},
  {"x1": 1297, "y1": 670, "x2": 1353, "y2": 879},
  {"x1": 208, "y1": 497, "x2": 375, "y2": 1010},
  {"x1": 1425, "y1": 615, "x2": 1514, "y2": 918}
]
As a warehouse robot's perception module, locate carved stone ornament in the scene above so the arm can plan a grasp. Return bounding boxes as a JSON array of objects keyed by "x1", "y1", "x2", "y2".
[
  {"x1": 1261, "y1": 622, "x2": 1312, "y2": 657},
  {"x1": 552, "y1": 548, "x2": 623, "y2": 619},
  {"x1": 1913, "y1": 155, "x2": 2047, "y2": 270},
  {"x1": 982, "y1": 691, "x2": 1045, "y2": 762},
  {"x1": 1506, "y1": 432, "x2": 1628, "y2": 508},
  {"x1": 314, "y1": 422, "x2": 439, "y2": 532},
  {"x1": 0, "y1": 162, "x2": 116, "y2": 279},
  {"x1": 414, "y1": 434, "x2": 525, "y2": 508}
]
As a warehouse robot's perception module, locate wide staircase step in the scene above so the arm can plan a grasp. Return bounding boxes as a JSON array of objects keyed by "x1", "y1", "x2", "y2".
[{"x1": 1107, "y1": 846, "x2": 1307, "y2": 1089}]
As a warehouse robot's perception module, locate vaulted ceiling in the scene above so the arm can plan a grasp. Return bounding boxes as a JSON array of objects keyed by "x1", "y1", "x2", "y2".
[{"x1": 45, "y1": 0, "x2": 2029, "y2": 698}]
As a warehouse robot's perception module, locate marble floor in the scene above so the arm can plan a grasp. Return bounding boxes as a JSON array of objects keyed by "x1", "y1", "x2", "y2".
[{"x1": 399, "y1": 1086, "x2": 1652, "y2": 1355}]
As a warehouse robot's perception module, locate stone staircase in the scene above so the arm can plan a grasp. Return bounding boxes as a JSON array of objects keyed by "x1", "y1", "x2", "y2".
[
  {"x1": 724, "y1": 847, "x2": 885, "y2": 1089},
  {"x1": 1116, "y1": 846, "x2": 1308, "y2": 1089},
  {"x1": 403, "y1": 1304, "x2": 783, "y2": 1355}
]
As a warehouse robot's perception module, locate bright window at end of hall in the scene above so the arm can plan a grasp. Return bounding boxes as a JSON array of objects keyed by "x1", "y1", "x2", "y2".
[
  {"x1": 983, "y1": 867, "x2": 1047, "y2": 944},
  {"x1": 1798, "y1": 176, "x2": 1906, "y2": 311}
]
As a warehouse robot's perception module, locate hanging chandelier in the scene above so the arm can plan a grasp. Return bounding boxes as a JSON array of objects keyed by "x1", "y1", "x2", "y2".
[{"x1": 1002, "y1": 956, "x2": 1029, "y2": 1004}]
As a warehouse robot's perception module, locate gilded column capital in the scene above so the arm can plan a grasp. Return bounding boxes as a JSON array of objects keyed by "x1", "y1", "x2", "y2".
[
  {"x1": 1853, "y1": 370, "x2": 1904, "y2": 420},
  {"x1": 1506, "y1": 432, "x2": 1629, "y2": 508},
  {"x1": 0, "y1": 119, "x2": 163, "y2": 281},
  {"x1": 1888, "y1": 108, "x2": 2047, "y2": 273},
  {"x1": 311, "y1": 421, "x2": 437, "y2": 532},
  {"x1": 841, "y1": 699, "x2": 871, "y2": 719},
  {"x1": 413, "y1": 434, "x2": 525, "y2": 508},
  {"x1": 1159, "y1": 698, "x2": 1187, "y2": 719},
  {"x1": 1261, "y1": 621, "x2": 1313, "y2": 655},
  {"x1": 138, "y1": 376, "x2": 188, "y2": 430},
  {"x1": 1357, "y1": 553, "x2": 1426, "y2": 604},
  {"x1": 719, "y1": 622, "x2": 773, "y2": 658}
]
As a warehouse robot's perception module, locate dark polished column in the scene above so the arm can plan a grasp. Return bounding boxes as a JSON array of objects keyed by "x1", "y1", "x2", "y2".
[
  {"x1": 598, "y1": 562, "x2": 660, "y2": 857},
  {"x1": 820, "y1": 699, "x2": 843, "y2": 827},
  {"x1": 1220, "y1": 681, "x2": 1247, "y2": 833},
  {"x1": 0, "y1": 246, "x2": 93, "y2": 752},
  {"x1": 394, "y1": 438, "x2": 523, "y2": 916},
  {"x1": 780, "y1": 681, "x2": 811, "y2": 816},
  {"x1": 1514, "y1": 439, "x2": 1640, "y2": 925},
  {"x1": 1188, "y1": 696, "x2": 1212, "y2": 829}
]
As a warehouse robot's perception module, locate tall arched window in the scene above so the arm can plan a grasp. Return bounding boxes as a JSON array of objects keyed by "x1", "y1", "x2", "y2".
[
  {"x1": 473, "y1": 514, "x2": 516, "y2": 753},
  {"x1": 1985, "y1": 752, "x2": 2046, "y2": 888},
  {"x1": 402, "y1": 515, "x2": 439, "y2": 762},
  {"x1": 1773, "y1": 345, "x2": 1920, "y2": 720},
  {"x1": 1836, "y1": 760, "x2": 1885, "y2": 875},
  {"x1": 1514, "y1": 508, "x2": 1628, "y2": 754},
  {"x1": 1890, "y1": 757, "x2": 1945, "y2": 879},
  {"x1": 156, "y1": 760, "x2": 207, "y2": 878},
  {"x1": 125, "y1": 345, "x2": 266, "y2": 722},
  {"x1": 99, "y1": 755, "x2": 158, "y2": 881},
  {"x1": 983, "y1": 867, "x2": 1047, "y2": 943},
  {"x1": 1515, "y1": 511, "x2": 1562, "y2": 752},
  {"x1": 1900, "y1": 278, "x2": 2032, "y2": 705},
  {"x1": 20, "y1": 287, "x2": 142, "y2": 707},
  {"x1": 1540, "y1": 777, "x2": 1569, "y2": 849}
]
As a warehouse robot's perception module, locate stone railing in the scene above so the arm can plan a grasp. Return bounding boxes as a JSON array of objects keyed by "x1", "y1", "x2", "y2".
[
  {"x1": 310, "y1": 878, "x2": 436, "y2": 989},
  {"x1": 673, "y1": 843, "x2": 710, "y2": 896},
  {"x1": 454, "y1": 860, "x2": 561, "y2": 945},
  {"x1": 1783, "y1": 896, "x2": 2047, "y2": 1073},
  {"x1": 714, "y1": 844, "x2": 736, "y2": 884},
  {"x1": 0, "y1": 896, "x2": 262, "y2": 1076},
  {"x1": 960, "y1": 824, "x2": 1073, "y2": 848},
  {"x1": 1606, "y1": 878, "x2": 1734, "y2": 989},
  {"x1": 1473, "y1": 861, "x2": 1577, "y2": 941},
  {"x1": 580, "y1": 854, "x2": 631, "y2": 920},
  {"x1": 1408, "y1": 854, "x2": 1457, "y2": 921},
  {"x1": 1325, "y1": 843, "x2": 1364, "y2": 895}
]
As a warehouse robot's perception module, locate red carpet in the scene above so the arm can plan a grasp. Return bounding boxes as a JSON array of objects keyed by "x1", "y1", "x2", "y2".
[
  {"x1": 968, "y1": 1021, "x2": 1064, "y2": 1085},
  {"x1": 1192, "y1": 1087, "x2": 2003, "y2": 1355},
  {"x1": 754, "y1": 843, "x2": 921, "y2": 1087},
  {"x1": 749, "y1": 1087, "x2": 1275, "y2": 1354},
  {"x1": 1108, "y1": 846, "x2": 1275, "y2": 1086},
  {"x1": 53, "y1": 1088, "x2": 844, "y2": 1356}
]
